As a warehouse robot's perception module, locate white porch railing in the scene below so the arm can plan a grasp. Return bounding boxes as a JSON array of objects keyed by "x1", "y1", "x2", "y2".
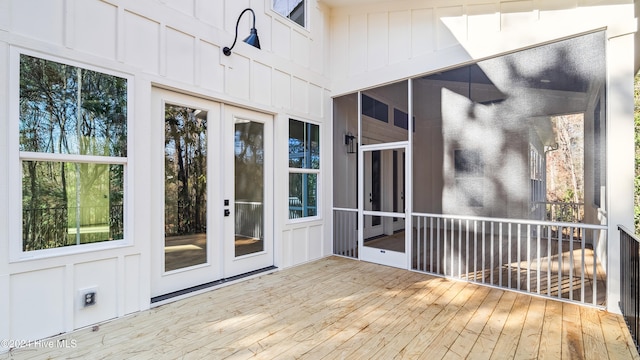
[
  {"x1": 412, "y1": 213, "x2": 607, "y2": 307},
  {"x1": 333, "y1": 209, "x2": 358, "y2": 259}
]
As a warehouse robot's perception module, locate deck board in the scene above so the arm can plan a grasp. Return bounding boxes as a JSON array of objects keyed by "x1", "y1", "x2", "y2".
[{"x1": 1, "y1": 256, "x2": 637, "y2": 360}]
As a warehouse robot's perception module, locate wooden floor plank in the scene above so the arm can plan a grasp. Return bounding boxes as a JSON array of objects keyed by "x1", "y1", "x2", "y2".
[
  {"x1": 514, "y1": 296, "x2": 546, "y2": 359},
  {"x1": 371, "y1": 278, "x2": 457, "y2": 360},
  {"x1": 599, "y1": 310, "x2": 640, "y2": 360},
  {"x1": 562, "y1": 302, "x2": 585, "y2": 360},
  {"x1": 490, "y1": 293, "x2": 531, "y2": 358},
  {"x1": 390, "y1": 281, "x2": 470, "y2": 360},
  {"x1": 580, "y1": 306, "x2": 609, "y2": 360},
  {"x1": 468, "y1": 290, "x2": 517, "y2": 360},
  {"x1": 538, "y1": 300, "x2": 564, "y2": 360},
  {"x1": 414, "y1": 285, "x2": 492, "y2": 359},
  {"x1": 1, "y1": 257, "x2": 637, "y2": 360},
  {"x1": 444, "y1": 287, "x2": 503, "y2": 359}
]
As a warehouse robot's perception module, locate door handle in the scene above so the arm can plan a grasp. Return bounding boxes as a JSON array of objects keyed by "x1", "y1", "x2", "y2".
[
  {"x1": 369, "y1": 193, "x2": 372, "y2": 203},
  {"x1": 224, "y1": 209, "x2": 231, "y2": 217}
]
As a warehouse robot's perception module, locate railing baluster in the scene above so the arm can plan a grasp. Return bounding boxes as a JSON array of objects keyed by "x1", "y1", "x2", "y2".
[
  {"x1": 581, "y1": 227, "x2": 585, "y2": 303},
  {"x1": 437, "y1": 217, "x2": 441, "y2": 274},
  {"x1": 465, "y1": 219, "x2": 470, "y2": 279},
  {"x1": 416, "y1": 217, "x2": 422, "y2": 271},
  {"x1": 489, "y1": 221, "x2": 502, "y2": 285},
  {"x1": 482, "y1": 221, "x2": 486, "y2": 283},
  {"x1": 445, "y1": 218, "x2": 449, "y2": 276},
  {"x1": 405, "y1": 213, "x2": 606, "y2": 309},
  {"x1": 558, "y1": 225, "x2": 563, "y2": 299},
  {"x1": 536, "y1": 224, "x2": 541, "y2": 294},
  {"x1": 497, "y1": 222, "x2": 501, "y2": 286},
  {"x1": 473, "y1": 220, "x2": 478, "y2": 281},
  {"x1": 526, "y1": 224, "x2": 530, "y2": 293},
  {"x1": 451, "y1": 218, "x2": 456, "y2": 277},
  {"x1": 429, "y1": 217, "x2": 433, "y2": 272},
  {"x1": 569, "y1": 226, "x2": 574, "y2": 301},
  {"x1": 547, "y1": 225, "x2": 552, "y2": 297},
  {"x1": 593, "y1": 229, "x2": 597, "y2": 305},
  {"x1": 517, "y1": 223, "x2": 521, "y2": 290},
  {"x1": 458, "y1": 219, "x2": 462, "y2": 278},
  {"x1": 508, "y1": 223, "x2": 512, "y2": 289}
]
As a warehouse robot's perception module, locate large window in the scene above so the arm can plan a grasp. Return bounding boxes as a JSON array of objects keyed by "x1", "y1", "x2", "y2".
[
  {"x1": 17, "y1": 53, "x2": 128, "y2": 253},
  {"x1": 289, "y1": 119, "x2": 319, "y2": 219},
  {"x1": 273, "y1": 0, "x2": 305, "y2": 27}
]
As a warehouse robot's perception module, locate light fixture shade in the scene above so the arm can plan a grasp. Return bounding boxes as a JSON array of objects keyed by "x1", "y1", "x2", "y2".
[
  {"x1": 243, "y1": 28, "x2": 260, "y2": 49},
  {"x1": 223, "y1": 8, "x2": 261, "y2": 56}
]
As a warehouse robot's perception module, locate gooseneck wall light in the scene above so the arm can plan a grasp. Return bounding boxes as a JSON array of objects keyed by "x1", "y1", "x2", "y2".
[{"x1": 223, "y1": 8, "x2": 261, "y2": 56}]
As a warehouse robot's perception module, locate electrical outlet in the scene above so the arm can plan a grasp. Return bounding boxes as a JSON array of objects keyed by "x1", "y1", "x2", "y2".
[{"x1": 79, "y1": 287, "x2": 98, "y2": 308}]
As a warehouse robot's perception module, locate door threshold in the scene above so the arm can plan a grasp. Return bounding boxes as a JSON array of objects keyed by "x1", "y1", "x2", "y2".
[{"x1": 151, "y1": 266, "x2": 278, "y2": 304}]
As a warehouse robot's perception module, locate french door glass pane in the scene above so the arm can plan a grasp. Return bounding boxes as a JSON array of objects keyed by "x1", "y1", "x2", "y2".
[
  {"x1": 235, "y1": 120, "x2": 265, "y2": 257},
  {"x1": 164, "y1": 104, "x2": 207, "y2": 271}
]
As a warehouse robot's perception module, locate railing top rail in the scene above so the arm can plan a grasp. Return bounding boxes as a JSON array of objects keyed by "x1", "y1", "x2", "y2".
[
  {"x1": 533, "y1": 201, "x2": 585, "y2": 206},
  {"x1": 618, "y1": 225, "x2": 640, "y2": 243},
  {"x1": 412, "y1": 212, "x2": 608, "y2": 230},
  {"x1": 332, "y1": 207, "x2": 358, "y2": 213}
]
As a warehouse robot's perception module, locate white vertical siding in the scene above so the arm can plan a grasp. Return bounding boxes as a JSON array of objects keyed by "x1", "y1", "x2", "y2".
[
  {"x1": 0, "y1": 0, "x2": 332, "y2": 346},
  {"x1": 74, "y1": 0, "x2": 118, "y2": 59},
  {"x1": 10, "y1": 0, "x2": 65, "y2": 45},
  {"x1": 73, "y1": 259, "x2": 118, "y2": 329},
  {"x1": 411, "y1": 8, "x2": 436, "y2": 58},
  {"x1": 389, "y1": 10, "x2": 411, "y2": 65},
  {"x1": 10, "y1": 267, "x2": 66, "y2": 341},
  {"x1": 367, "y1": 12, "x2": 389, "y2": 71},
  {"x1": 329, "y1": 0, "x2": 635, "y2": 95},
  {"x1": 436, "y1": 5, "x2": 465, "y2": 50},
  {"x1": 165, "y1": 27, "x2": 196, "y2": 84},
  {"x1": 124, "y1": 11, "x2": 161, "y2": 73}
]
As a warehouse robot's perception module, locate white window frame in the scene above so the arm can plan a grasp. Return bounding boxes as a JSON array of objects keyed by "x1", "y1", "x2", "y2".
[
  {"x1": 288, "y1": 118, "x2": 321, "y2": 222},
  {"x1": 8, "y1": 48, "x2": 133, "y2": 261}
]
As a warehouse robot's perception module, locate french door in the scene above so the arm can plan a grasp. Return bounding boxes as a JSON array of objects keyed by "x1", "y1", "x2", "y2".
[
  {"x1": 360, "y1": 144, "x2": 408, "y2": 269},
  {"x1": 150, "y1": 89, "x2": 273, "y2": 299}
]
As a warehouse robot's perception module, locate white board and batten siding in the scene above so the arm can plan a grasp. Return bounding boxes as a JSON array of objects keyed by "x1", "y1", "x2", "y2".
[
  {"x1": 0, "y1": 0, "x2": 638, "y2": 347},
  {"x1": 0, "y1": 0, "x2": 332, "y2": 347}
]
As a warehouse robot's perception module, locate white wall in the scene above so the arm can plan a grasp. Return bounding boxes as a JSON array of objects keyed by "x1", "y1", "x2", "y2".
[
  {"x1": 327, "y1": 0, "x2": 637, "y2": 313},
  {"x1": 0, "y1": 0, "x2": 332, "y2": 347}
]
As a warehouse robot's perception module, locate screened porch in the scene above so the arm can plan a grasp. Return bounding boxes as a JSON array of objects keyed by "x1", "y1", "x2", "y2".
[{"x1": 332, "y1": 31, "x2": 608, "y2": 308}]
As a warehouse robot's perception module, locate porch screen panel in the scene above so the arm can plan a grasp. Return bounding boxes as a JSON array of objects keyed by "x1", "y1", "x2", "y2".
[
  {"x1": 333, "y1": 93, "x2": 358, "y2": 256},
  {"x1": 362, "y1": 80, "x2": 409, "y2": 145},
  {"x1": 333, "y1": 93, "x2": 358, "y2": 210},
  {"x1": 412, "y1": 31, "x2": 606, "y2": 225}
]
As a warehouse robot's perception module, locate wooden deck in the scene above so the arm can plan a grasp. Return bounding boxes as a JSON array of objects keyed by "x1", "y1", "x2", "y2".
[{"x1": 2, "y1": 256, "x2": 638, "y2": 359}]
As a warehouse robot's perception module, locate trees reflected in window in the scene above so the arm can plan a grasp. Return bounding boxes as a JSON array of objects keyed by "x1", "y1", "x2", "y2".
[
  {"x1": 164, "y1": 105, "x2": 207, "y2": 271},
  {"x1": 19, "y1": 54, "x2": 127, "y2": 251}
]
